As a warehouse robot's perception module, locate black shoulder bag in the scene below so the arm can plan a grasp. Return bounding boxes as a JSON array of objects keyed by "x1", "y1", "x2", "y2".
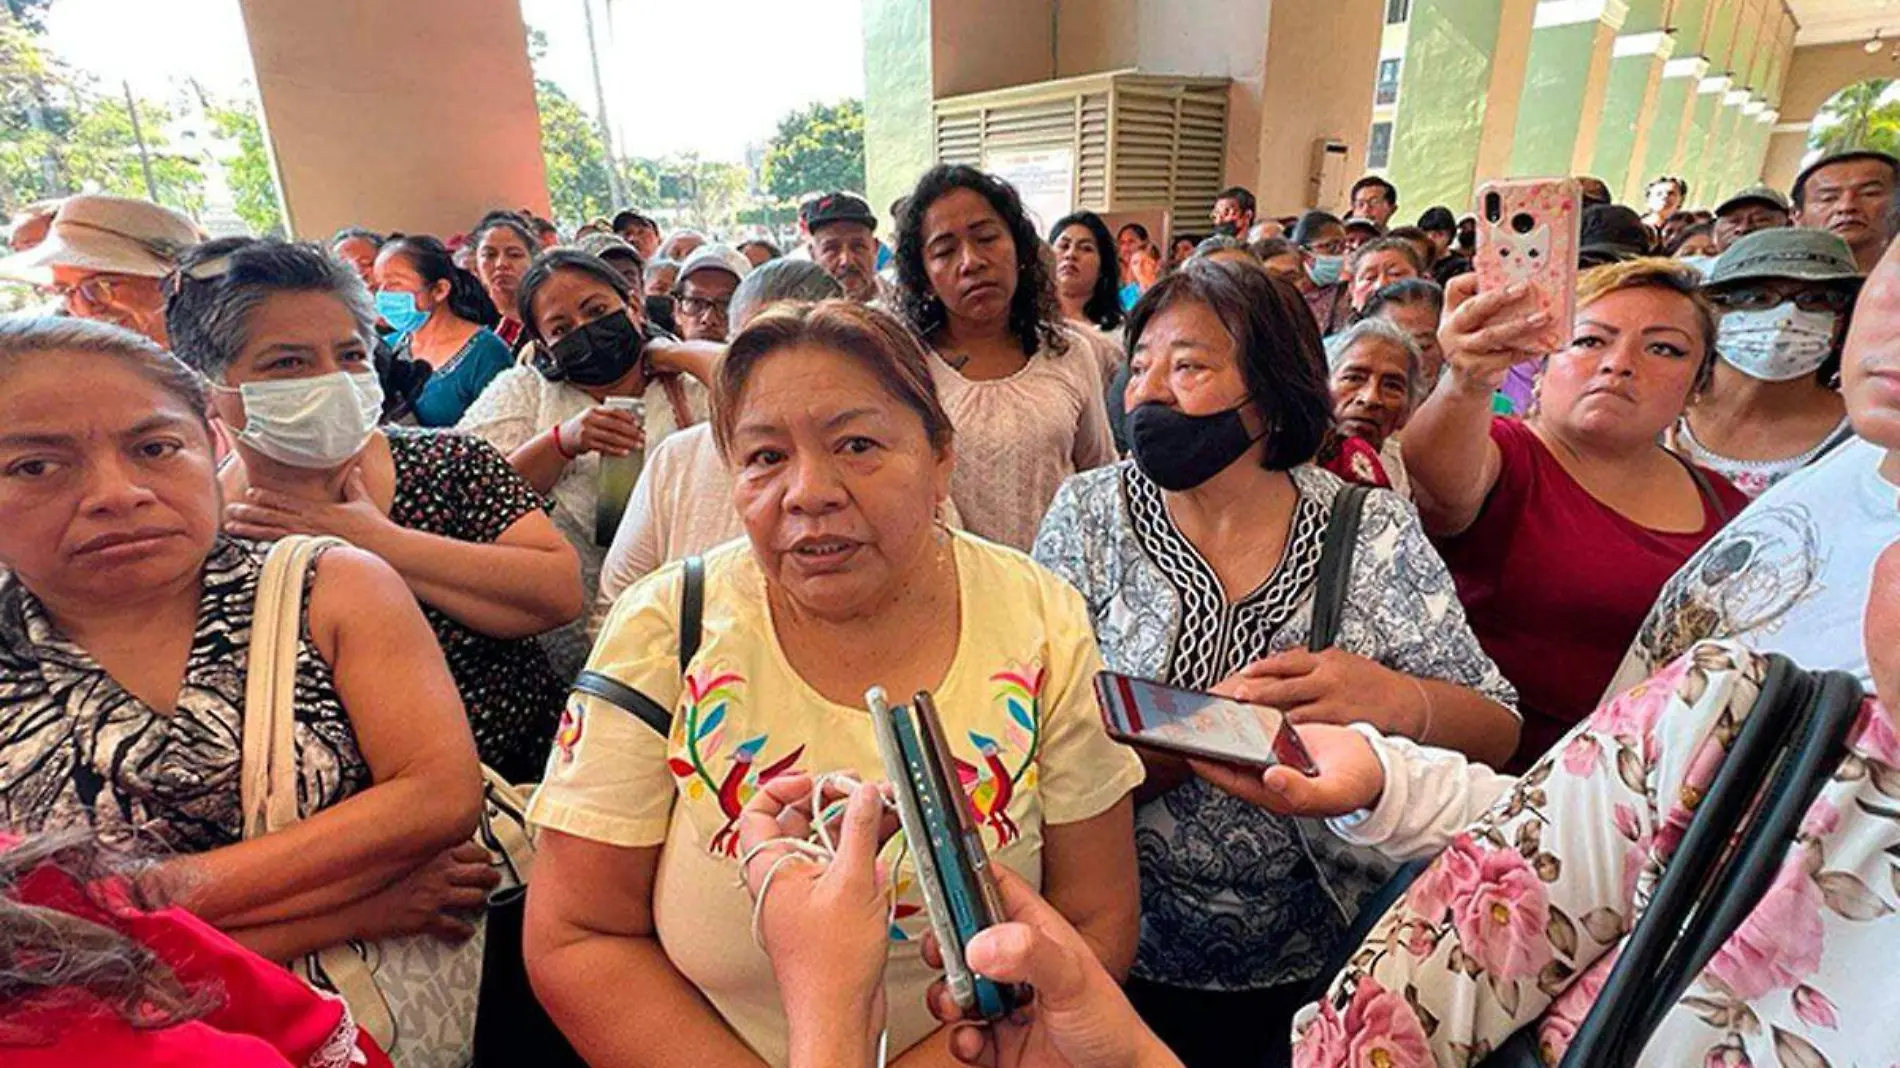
[
  {"x1": 571, "y1": 554, "x2": 706, "y2": 736},
  {"x1": 1309, "y1": 483, "x2": 1372, "y2": 652}
]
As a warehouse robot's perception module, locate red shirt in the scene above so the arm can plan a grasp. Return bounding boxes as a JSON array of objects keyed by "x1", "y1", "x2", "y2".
[
  {"x1": 1433, "y1": 418, "x2": 1749, "y2": 771},
  {"x1": 3, "y1": 838, "x2": 391, "y2": 1068}
]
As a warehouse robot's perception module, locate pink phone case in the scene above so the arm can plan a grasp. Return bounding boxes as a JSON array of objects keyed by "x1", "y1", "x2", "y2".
[{"x1": 1472, "y1": 178, "x2": 1581, "y2": 355}]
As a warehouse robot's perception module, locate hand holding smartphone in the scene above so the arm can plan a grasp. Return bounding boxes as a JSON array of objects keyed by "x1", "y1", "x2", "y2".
[
  {"x1": 1472, "y1": 177, "x2": 1582, "y2": 356},
  {"x1": 866, "y1": 687, "x2": 1024, "y2": 1020},
  {"x1": 1092, "y1": 672, "x2": 1321, "y2": 775}
]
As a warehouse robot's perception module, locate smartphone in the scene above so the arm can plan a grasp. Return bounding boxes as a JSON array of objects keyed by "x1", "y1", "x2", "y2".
[
  {"x1": 912, "y1": 692, "x2": 1020, "y2": 1018},
  {"x1": 1473, "y1": 177, "x2": 1581, "y2": 355},
  {"x1": 865, "y1": 687, "x2": 1021, "y2": 1020},
  {"x1": 1093, "y1": 671, "x2": 1320, "y2": 774}
]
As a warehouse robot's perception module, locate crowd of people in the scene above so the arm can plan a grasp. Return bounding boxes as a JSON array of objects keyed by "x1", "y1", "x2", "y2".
[{"x1": 0, "y1": 135, "x2": 1896, "y2": 1068}]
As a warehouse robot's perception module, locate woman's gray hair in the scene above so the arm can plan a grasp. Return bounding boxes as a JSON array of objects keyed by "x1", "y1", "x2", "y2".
[
  {"x1": 1193, "y1": 234, "x2": 1251, "y2": 259},
  {"x1": 1324, "y1": 317, "x2": 1423, "y2": 403},
  {"x1": 163, "y1": 237, "x2": 376, "y2": 381},
  {"x1": 0, "y1": 316, "x2": 208, "y2": 420},
  {"x1": 729, "y1": 259, "x2": 844, "y2": 330}
]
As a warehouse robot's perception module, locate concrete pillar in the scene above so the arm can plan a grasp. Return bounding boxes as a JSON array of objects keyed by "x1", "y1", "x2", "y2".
[
  {"x1": 862, "y1": 0, "x2": 939, "y2": 224},
  {"x1": 1508, "y1": 0, "x2": 1628, "y2": 177},
  {"x1": 1638, "y1": 54, "x2": 1707, "y2": 200},
  {"x1": 1384, "y1": 0, "x2": 1537, "y2": 216},
  {"x1": 1254, "y1": 0, "x2": 1385, "y2": 214},
  {"x1": 1593, "y1": 25, "x2": 1674, "y2": 202},
  {"x1": 238, "y1": 0, "x2": 549, "y2": 240}
]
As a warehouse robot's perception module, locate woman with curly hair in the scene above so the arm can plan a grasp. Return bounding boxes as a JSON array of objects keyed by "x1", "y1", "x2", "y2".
[{"x1": 893, "y1": 165, "x2": 1116, "y2": 549}]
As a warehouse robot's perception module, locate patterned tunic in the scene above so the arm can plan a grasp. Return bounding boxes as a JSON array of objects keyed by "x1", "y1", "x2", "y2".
[
  {"x1": 0, "y1": 537, "x2": 369, "y2": 850},
  {"x1": 1032, "y1": 461, "x2": 1518, "y2": 990},
  {"x1": 385, "y1": 428, "x2": 567, "y2": 784}
]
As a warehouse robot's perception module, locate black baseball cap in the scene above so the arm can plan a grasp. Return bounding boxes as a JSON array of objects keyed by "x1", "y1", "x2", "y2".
[
  {"x1": 802, "y1": 192, "x2": 878, "y2": 234},
  {"x1": 1579, "y1": 204, "x2": 1651, "y2": 264},
  {"x1": 1417, "y1": 206, "x2": 1456, "y2": 233},
  {"x1": 611, "y1": 209, "x2": 656, "y2": 232}
]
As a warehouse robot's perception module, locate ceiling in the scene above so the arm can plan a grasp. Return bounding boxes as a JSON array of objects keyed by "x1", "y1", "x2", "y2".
[{"x1": 1789, "y1": 0, "x2": 1900, "y2": 47}]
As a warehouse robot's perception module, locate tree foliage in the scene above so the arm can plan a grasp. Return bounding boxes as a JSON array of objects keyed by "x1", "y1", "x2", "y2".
[
  {"x1": 209, "y1": 102, "x2": 284, "y2": 237},
  {"x1": 760, "y1": 98, "x2": 864, "y2": 201},
  {"x1": 0, "y1": 10, "x2": 202, "y2": 216},
  {"x1": 535, "y1": 77, "x2": 620, "y2": 227},
  {"x1": 1811, "y1": 79, "x2": 1900, "y2": 158}
]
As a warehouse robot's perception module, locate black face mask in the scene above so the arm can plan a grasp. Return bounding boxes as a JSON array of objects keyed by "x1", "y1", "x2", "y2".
[
  {"x1": 1127, "y1": 401, "x2": 1260, "y2": 491},
  {"x1": 537, "y1": 308, "x2": 644, "y2": 386},
  {"x1": 1212, "y1": 221, "x2": 1240, "y2": 238}
]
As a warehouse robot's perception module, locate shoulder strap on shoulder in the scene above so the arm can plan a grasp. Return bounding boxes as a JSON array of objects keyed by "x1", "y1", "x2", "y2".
[
  {"x1": 569, "y1": 555, "x2": 707, "y2": 740},
  {"x1": 1668, "y1": 450, "x2": 1732, "y2": 525},
  {"x1": 1309, "y1": 484, "x2": 1371, "y2": 652},
  {"x1": 681, "y1": 555, "x2": 706, "y2": 673}
]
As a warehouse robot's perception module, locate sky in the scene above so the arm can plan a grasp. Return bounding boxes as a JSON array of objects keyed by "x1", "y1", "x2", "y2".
[{"x1": 38, "y1": 0, "x2": 867, "y2": 163}]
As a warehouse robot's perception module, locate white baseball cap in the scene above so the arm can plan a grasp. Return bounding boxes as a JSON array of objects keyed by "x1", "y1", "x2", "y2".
[
  {"x1": 0, "y1": 194, "x2": 205, "y2": 285},
  {"x1": 677, "y1": 244, "x2": 754, "y2": 288}
]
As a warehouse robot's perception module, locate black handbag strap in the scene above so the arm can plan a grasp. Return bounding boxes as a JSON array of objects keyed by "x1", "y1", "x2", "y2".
[
  {"x1": 1554, "y1": 657, "x2": 1864, "y2": 1068},
  {"x1": 571, "y1": 555, "x2": 707, "y2": 738},
  {"x1": 1309, "y1": 483, "x2": 1371, "y2": 652}
]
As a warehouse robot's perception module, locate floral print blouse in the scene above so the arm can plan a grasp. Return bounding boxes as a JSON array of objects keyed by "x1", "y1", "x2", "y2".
[
  {"x1": 1293, "y1": 640, "x2": 1900, "y2": 1068},
  {"x1": 1033, "y1": 461, "x2": 1517, "y2": 991},
  {"x1": 385, "y1": 428, "x2": 566, "y2": 784}
]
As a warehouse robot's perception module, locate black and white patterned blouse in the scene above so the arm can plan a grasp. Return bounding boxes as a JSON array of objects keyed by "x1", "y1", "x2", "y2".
[
  {"x1": 385, "y1": 428, "x2": 566, "y2": 784},
  {"x1": 0, "y1": 537, "x2": 369, "y2": 851},
  {"x1": 1032, "y1": 461, "x2": 1518, "y2": 991}
]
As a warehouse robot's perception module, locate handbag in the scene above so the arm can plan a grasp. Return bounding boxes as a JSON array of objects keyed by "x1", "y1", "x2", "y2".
[
  {"x1": 1303, "y1": 655, "x2": 1863, "y2": 1068},
  {"x1": 1501, "y1": 657, "x2": 1864, "y2": 1068},
  {"x1": 241, "y1": 535, "x2": 537, "y2": 1068}
]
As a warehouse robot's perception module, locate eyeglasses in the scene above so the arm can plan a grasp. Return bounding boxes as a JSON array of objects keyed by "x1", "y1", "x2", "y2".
[
  {"x1": 677, "y1": 294, "x2": 731, "y2": 318},
  {"x1": 1711, "y1": 286, "x2": 1854, "y2": 314},
  {"x1": 45, "y1": 275, "x2": 122, "y2": 310},
  {"x1": 1305, "y1": 239, "x2": 1347, "y2": 255}
]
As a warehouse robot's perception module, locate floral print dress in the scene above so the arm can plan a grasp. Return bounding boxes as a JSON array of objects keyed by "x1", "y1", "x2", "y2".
[
  {"x1": 1294, "y1": 641, "x2": 1900, "y2": 1068},
  {"x1": 385, "y1": 428, "x2": 567, "y2": 784}
]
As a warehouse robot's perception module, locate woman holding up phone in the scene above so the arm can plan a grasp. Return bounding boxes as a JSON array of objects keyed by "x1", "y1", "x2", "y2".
[
  {"x1": 1031, "y1": 258, "x2": 1518, "y2": 1068},
  {"x1": 1403, "y1": 260, "x2": 1749, "y2": 772}
]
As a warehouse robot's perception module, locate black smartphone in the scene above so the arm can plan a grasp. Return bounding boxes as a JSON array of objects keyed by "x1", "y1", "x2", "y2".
[{"x1": 1093, "y1": 671, "x2": 1321, "y2": 774}]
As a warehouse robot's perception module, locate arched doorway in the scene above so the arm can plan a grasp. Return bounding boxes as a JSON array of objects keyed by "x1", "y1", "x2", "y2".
[{"x1": 1807, "y1": 78, "x2": 1900, "y2": 161}]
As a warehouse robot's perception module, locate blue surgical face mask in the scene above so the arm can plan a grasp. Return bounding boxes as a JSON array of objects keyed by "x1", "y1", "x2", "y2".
[
  {"x1": 1307, "y1": 253, "x2": 1345, "y2": 287},
  {"x1": 1676, "y1": 254, "x2": 1717, "y2": 279},
  {"x1": 376, "y1": 289, "x2": 429, "y2": 334}
]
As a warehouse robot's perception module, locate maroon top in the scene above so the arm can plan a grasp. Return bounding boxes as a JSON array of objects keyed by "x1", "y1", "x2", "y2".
[{"x1": 1433, "y1": 418, "x2": 1750, "y2": 771}]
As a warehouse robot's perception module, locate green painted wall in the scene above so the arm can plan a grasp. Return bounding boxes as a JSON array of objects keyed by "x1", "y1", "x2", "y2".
[
  {"x1": 1509, "y1": 21, "x2": 1599, "y2": 175},
  {"x1": 1385, "y1": 0, "x2": 1506, "y2": 214},
  {"x1": 1639, "y1": 75, "x2": 1692, "y2": 196},
  {"x1": 1592, "y1": 51, "x2": 1660, "y2": 197},
  {"x1": 862, "y1": 0, "x2": 935, "y2": 229},
  {"x1": 1681, "y1": 89, "x2": 1721, "y2": 206},
  {"x1": 1623, "y1": 0, "x2": 1667, "y2": 34}
]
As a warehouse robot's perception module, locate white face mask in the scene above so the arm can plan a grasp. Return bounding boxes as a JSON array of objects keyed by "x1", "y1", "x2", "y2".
[
  {"x1": 1716, "y1": 303, "x2": 1838, "y2": 382},
  {"x1": 230, "y1": 371, "x2": 384, "y2": 468}
]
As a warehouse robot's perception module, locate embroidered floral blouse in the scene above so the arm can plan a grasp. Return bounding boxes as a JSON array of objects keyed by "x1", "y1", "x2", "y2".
[
  {"x1": 1293, "y1": 641, "x2": 1900, "y2": 1068},
  {"x1": 525, "y1": 534, "x2": 1144, "y2": 1065}
]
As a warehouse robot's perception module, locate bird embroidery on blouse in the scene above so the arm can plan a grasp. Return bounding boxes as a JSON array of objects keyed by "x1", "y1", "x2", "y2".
[
  {"x1": 667, "y1": 669, "x2": 806, "y2": 857},
  {"x1": 952, "y1": 665, "x2": 1046, "y2": 849}
]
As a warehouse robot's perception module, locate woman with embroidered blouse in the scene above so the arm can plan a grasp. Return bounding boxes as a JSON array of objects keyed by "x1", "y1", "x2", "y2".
[
  {"x1": 1030, "y1": 258, "x2": 1520, "y2": 1068},
  {"x1": 0, "y1": 316, "x2": 489, "y2": 969},
  {"x1": 523, "y1": 301, "x2": 1143, "y2": 1068},
  {"x1": 165, "y1": 238, "x2": 583, "y2": 785}
]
